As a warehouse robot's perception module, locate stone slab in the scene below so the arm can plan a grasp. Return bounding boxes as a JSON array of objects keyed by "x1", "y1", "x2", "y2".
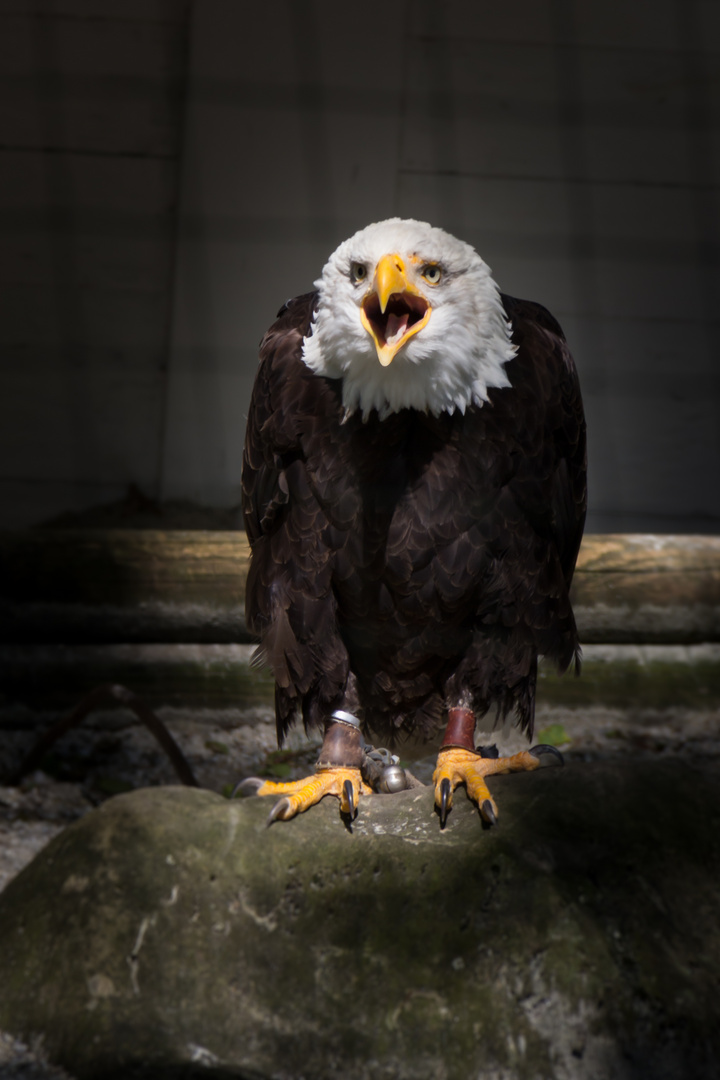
[{"x1": 0, "y1": 760, "x2": 719, "y2": 1079}]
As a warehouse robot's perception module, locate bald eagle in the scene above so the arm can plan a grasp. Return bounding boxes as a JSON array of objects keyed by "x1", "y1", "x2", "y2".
[{"x1": 241, "y1": 219, "x2": 586, "y2": 826}]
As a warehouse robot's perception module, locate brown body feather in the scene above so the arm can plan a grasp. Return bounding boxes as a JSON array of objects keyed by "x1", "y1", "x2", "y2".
[{"x1": 242, "y1": 292, "x2": 587, "y2": 746}]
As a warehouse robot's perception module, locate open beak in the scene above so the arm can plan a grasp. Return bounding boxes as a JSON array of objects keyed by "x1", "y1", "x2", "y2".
[{"x1": 360, "y1": 254, "x2": 431, "y2": 366}]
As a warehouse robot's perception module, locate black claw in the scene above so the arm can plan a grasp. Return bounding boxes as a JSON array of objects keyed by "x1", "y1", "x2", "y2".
[
  {"x1": 439, "y1": 777, "x2": 451, "y2": 827},
  {"x1": 266, "y1": 798, "x2": 290, "y2": 826},
  {"x1": 476, "y1": 743, "x2": 499, "y2": 759},
  {"x1": 232, "y1": 777, "x2": 264, "y2": 798},
  {"x1": 529, "y1": 744, "x2": 565, "y2": 766},
  {"x1": 343, "y1": 779, "x2": 356, "y2": 819},
  {"x1": 481, "y1": 799, "x2": 498, "y2": 826}
]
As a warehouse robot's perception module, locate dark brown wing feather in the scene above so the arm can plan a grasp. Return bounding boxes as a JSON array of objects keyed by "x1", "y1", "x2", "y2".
[
  {"x1": 500, "y1": 294, "x2": 587, "y2": 590},
  {"x1": 242, "y1": 291, "x2": 586, "y2": 745},
  {"x1": 242, "y1": 294, "x2": 357, "y2": 741}
]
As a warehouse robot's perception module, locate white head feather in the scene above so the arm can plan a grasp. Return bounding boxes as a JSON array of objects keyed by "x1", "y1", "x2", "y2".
[{"x1": 301, "y1": 218, "x2": 515, "y2": 420}]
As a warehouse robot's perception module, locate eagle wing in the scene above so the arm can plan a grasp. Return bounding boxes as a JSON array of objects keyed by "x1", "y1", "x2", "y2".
[
  {"x1": 242, "y1": 293, "x2": 355, "y2": 740},
  {"x1": 242, "y1": 294, "x2": 315, "y2": 547},
  {"x1": 500, "y1": 294, "x2": 587, "y2": 591}
]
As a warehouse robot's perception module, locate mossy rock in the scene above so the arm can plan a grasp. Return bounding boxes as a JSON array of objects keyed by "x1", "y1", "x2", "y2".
[{"x1": 1, "y1": 761, "x2": 720, "y2": 1079}]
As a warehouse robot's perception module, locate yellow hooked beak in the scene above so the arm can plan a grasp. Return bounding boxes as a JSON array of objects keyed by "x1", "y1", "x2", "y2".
[{"x1": 360, "y1": 254, "x2": 432, "y2": 366}]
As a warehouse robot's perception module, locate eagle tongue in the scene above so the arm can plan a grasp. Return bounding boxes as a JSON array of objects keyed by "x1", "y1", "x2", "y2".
[{"x1": 385, "y1": 311, "x2": 410, "y2": 347}]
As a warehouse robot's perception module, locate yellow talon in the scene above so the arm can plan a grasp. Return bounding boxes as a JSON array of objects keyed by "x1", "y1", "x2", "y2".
[
  {"x1": 432, "y1": 747, "x2": 542, "y2": 826},
  {"x1": 251, "y1": 767, "x2": 372, "y2": 823}
]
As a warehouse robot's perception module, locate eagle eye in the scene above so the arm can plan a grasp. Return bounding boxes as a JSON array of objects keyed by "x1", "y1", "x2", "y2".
[
  {"x1": 421, "y1": 264, "x2": 442, "y2": 285},
  {"x1": 350, "y1": 262, "x2": 367, "y2": 284}
]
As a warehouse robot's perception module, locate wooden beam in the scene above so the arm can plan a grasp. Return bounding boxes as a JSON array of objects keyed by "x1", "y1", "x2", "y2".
[
  {"x1": 0, "y1": 643, "x2": 273, "y2": 712},
  {"x1": 572, "y1": 534, "x2": 720, "y2": 643},
  {"x1": 0, "y1": 530, "x2": 251, "y2": 643},
  {"x1": 1, "y1": 530, "x2": 719, "y2": 644},
  {"x1": 2, "y1": 643, "x2": 718, "y2": 714}
]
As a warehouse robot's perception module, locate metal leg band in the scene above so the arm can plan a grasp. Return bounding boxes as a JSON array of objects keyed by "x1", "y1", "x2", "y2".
[{"x1": 331, "y1": 710, "x2": 361, "y2": 729}]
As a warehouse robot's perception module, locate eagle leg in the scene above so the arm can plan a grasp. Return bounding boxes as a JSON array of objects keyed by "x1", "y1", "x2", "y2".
[
  {"x1": 432, "y1": 708, "x2": 553, "y2": 827},
  {"x1": 238, "y1": 712, "x2": 371, "y2": 825}
]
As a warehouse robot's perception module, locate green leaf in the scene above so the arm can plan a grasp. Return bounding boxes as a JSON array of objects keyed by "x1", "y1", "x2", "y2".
[{"x1": 536, "y1": 724, "x2": 571, "y2": 747}]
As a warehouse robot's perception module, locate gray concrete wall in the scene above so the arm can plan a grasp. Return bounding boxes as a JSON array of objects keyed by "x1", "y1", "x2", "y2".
[
  {"x1": 0, "y1": 0, "x2": 191, "y2": 528},
  {"x1": 2, "y1": 0, "x2": 719, "y2": 532}
]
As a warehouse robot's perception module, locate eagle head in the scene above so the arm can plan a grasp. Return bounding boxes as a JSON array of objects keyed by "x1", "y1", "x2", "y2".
[{"x1": 301, "y1": 218, "x2": 516, "y2": 419}]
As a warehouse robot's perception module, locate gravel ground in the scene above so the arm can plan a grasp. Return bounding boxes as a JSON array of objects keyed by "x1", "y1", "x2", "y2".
[{"x1": 2, "y1": 699, "x2": 720, "y2": 1078}]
